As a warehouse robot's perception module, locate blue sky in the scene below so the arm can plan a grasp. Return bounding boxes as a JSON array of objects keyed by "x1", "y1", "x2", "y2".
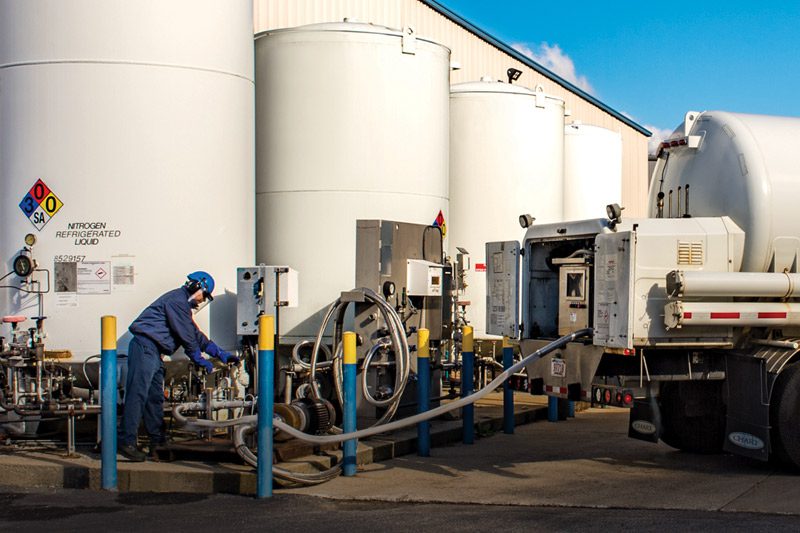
[{"x1": 439, "y1": 1, "x2": 800, "y2": 149}]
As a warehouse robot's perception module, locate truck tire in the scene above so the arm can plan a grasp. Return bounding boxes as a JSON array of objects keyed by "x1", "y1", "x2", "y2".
[
  {"x1": 770, "y1": 363, "x2": 800, "y2": 469},
  {"x1": 658, "y1": 381, "x2": 726, "y2": 454}
]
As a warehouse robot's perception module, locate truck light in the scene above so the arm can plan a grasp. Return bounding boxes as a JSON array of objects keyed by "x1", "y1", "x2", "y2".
[{"x1": 623, "y1": 392, "x2": 634, "y2": 406}]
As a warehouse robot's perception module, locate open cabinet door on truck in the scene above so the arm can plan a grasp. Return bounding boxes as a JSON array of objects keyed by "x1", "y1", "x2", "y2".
[{"x1": 486, "y1": 241, "x2": 520, "y2": 338}]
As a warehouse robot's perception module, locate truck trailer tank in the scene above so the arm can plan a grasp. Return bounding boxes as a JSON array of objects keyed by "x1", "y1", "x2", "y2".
[
  {"x1": 449, "y1": 80, "x2": 564, "y2": 338},
  {"x1": 255, "y1": 21, "x2": 450, "y2": 343},
  {"x1": 649, "y1": 111, "x2": 800, "y2": 272},
  {"x1": 0, "y1": 0, "x2": 255, "y2": 359}
]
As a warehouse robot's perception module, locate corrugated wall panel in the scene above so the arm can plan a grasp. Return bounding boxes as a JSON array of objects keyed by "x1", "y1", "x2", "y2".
[{"x1": 254, "y1": 0, "x2": 649, "y2": 215}]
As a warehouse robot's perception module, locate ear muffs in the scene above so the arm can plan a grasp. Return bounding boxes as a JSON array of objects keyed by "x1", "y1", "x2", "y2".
[{"x1": 185, "y1": 278, "x2": 203, "y2": 295}]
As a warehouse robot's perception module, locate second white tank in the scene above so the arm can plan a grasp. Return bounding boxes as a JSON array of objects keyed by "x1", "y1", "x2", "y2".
[
  {"x1": 449, "y1": 80, "x2": 565, "y2": 338},
  {"x1": 563, "y1": 122, "x2": 622, "y2": 220},
  {"x1": 255, "y1": 21, "x2": 451, "y2": 343}
]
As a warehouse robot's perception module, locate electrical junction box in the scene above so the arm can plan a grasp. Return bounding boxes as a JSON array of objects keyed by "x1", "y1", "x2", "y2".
[
  {"x1": 236, "y1": 265, "x2": 298, "y2": 336},
  {"x1": 593, "y1": 217, "x2": 744, "y2": 349},
  {"x1": 556, "y1": 258, "x2": 590, "y2": 335},
  {"x1": 406, "y1": 259, "x2": 444, "y2": 296}
]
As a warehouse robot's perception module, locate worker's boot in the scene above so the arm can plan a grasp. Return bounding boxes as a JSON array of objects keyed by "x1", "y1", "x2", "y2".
[{"x1": 118, "y1": 443, "x2": 146, "y2": 462}]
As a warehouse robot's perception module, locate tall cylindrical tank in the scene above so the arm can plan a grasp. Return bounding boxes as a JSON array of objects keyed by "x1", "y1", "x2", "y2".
[
  {"x1": 449, "y1": 80, "x2": 565, "y2": 338},
  {"x1": 648, "y1": 111, "x2": 800, "y2": 273},
  {"x1": 255, "y1": 21, "x2": 450, "y2": 343},
  {"x1": 0, "y1": 1, "x2": 255, "y2": 359},
  {"x1": 563, "y1": 122, "x2": 622, "y2": 220}
]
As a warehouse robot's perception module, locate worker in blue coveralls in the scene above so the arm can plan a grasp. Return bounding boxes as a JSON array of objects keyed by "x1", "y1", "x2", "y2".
[{"x1": 117, "y1": 271, "x2": 239, "y2": 462}]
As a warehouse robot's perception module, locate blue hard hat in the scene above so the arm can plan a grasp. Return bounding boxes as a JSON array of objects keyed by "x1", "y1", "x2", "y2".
[{"x1": 186, "y1": 271, "x2": 215, "y2": 300}]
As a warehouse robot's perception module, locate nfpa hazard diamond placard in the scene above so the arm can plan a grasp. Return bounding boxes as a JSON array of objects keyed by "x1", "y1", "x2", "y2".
[{"x1": 19, "y1": 179, "x2": 63, "y2": 231}]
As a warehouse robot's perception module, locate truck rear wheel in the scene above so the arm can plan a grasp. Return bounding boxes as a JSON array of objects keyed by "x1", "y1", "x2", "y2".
[
  {"x1": 770, "y1": 363, "x2": 800, "y2": 469},
  {"x1": 658, "y1": 381, "x2": 726, "y2": 454}
]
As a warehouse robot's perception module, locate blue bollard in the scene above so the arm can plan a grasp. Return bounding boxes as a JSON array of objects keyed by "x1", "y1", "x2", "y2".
[
  {"x1": 502, "y1": 337, "x2": 514, "y2": 435},
  {"x1": 343, "y1": 332, "x2": 358, "y2": 476},
  {"x1": 462, "y1": 326, "x2": 474, "y2": 444},
  {"x1": 100, "y1": 316, "x2": 117, "y2": 490},
  {"x1": 417, "y1": 328, "x2": 431, "y2": 457},
  {"x1": 548, "y1": 395, "x2": 559, "y2": 422},
  {"x1": 257, "y1": 315, "x2": 275, "y2": 499}
]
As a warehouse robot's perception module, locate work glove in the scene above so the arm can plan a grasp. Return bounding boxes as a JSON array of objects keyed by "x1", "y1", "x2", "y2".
[
  {"x1": 187, "y1": 349, "x2": 214, "y2": 373},
  {"x1": 206, "y1": 342, "x2": 240, "y2": 365}
]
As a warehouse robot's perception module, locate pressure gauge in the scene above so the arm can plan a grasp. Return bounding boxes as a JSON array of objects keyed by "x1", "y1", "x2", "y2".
[
  {"x1": 24, "y1": 233, "x2": 37, "y2": 247},
  {"x1": 383, "y1": 281, "x2": 396, "y2": 298},
  {"x1": 13, "y1": 255, "x2": 33, "y2": 277}
]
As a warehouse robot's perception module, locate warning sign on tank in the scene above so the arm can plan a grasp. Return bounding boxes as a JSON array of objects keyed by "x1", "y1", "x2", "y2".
[{"x1": 19, "y1": 179, "x2": 63, "y2": 231}]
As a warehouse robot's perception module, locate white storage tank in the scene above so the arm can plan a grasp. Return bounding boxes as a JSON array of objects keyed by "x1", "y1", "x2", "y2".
[
  {"x1": 0, "y1": 0, "x2": 255, "y2": 359},
  {"x1": 449, "y1": 80, "x2": 565, "y2": 338},
  {"x1": 255, "y1": 21, "x2": 450, "y2": 343},
  {"x1": 648, "y1": 111, "x2": 800, "y2": 273},
  {"x1": 563, "y1": 122, "x2": 622, "y2": 220}
]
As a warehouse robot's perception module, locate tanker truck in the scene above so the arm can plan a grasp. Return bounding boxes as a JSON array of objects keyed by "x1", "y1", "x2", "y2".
[{"x1": 486, "y1": 110, "x2": 800, "y2": 467}]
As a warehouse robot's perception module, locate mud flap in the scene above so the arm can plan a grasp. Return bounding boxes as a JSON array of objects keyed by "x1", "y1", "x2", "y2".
[
  {"x1": 723, "y1": 353, "x2": 770, "y2": 461},
  {"x1": 628, "y1": 399, "x2": 661, "y2": 443}
]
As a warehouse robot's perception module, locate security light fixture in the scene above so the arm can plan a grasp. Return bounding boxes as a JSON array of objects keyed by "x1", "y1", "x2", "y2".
[{"x1": 519, "y1": 214, "x2": 535, "y2": 228}]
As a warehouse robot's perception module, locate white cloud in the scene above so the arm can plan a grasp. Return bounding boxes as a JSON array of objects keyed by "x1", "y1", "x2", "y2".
[
  {"x1": 643, "y1": 124, "x2": 675, "y2": 156},
  {"x1": 512, "y1": 42, "x2": 594, "y2": 95}
]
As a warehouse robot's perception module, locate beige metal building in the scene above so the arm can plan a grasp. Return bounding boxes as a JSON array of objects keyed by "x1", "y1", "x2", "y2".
[{"x1": 254, "y1": 0, "x2": 651, "y2": 215}]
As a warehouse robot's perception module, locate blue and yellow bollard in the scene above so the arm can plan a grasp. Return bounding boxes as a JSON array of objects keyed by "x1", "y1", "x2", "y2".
[
  {"x1": 100, "y1": 315, "x2": 117, "y2": 491},
  {"x1": 343, "y1": 331, "x2": 358, "y2": 476},
  {"x1": 461, "y1": 326, "x2": 474, "y2": 444},
  {"x1": 502, "y1": 336, "x2": 514, "y2": 435},
  {"x1": 257, "y1": 315, "x2": 274, "y2": 499},
  {"x1": 417, "y1": 328, "x2": 431, "y2": 457}
]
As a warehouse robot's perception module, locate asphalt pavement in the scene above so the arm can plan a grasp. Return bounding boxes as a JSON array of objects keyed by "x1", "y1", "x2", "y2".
[{"x1": 2, "y1": 405, "x2": 800, "y2": 531}]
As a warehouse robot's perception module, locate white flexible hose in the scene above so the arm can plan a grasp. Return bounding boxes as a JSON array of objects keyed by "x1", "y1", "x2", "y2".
[
  {"x1": 174, "y1": 329, "x2": 592, "y2": 441},
  {"x1": 309, "y1": 288, "x2": 410, "y2": 427},
  {"x1": 270, "y1": 329, "x2": 591, "y2": 445}
]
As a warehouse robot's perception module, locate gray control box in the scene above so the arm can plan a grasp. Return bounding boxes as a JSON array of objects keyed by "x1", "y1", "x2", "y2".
[{"x1": 236, "y1": 266, "x2": 298, "y2": 336}]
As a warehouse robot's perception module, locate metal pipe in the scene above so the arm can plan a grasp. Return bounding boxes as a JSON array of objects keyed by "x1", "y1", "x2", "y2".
[
  {"x1": 665, "y1": 301, "x2": 800, "y2": 328},
  {"x1": 668, "y1": 270, "x2": 800, "y2": 299},
  {"x1": 751, "y1": 338, "x2": 800, "y2": 350}
]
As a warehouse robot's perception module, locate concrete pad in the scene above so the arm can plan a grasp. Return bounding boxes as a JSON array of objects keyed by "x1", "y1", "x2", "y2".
[{"x1": 286, "y1": 408, "x2": 795, "y2": 514}]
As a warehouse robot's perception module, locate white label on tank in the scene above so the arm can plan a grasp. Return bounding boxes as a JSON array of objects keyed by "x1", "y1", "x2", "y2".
[
  {"x1": 55, "y1": 293, "x2": 78, "y2": 308},
  {"x1": 77, "y1": 261, "x2": 111, "y2": 294},
  {"x1": 551, "y1": 358, "x2": 566, "y2": 378},
  {"x1": 112, "y1": 255, "x2": 136, "y2": 290}
]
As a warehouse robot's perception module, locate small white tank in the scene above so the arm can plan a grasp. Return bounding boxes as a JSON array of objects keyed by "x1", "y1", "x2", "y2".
[
  {"x1": 0, "y1": 1, "x2": 255, "y2": 359},
  {"x1": 449, "y1": 80, "x2": 565, "y2": 338},
  {"x1": 255, "y1": 21, "x2": 451, "y2": 343},
  {"x1": 563, "y1": 122, "x2": 622, "y2": 220},
  {"x1": 648, "y1": 111, "x2": 800, "y2": 273}
]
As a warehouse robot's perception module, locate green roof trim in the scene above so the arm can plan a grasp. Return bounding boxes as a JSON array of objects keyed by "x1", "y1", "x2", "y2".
[{"x1": 421, "y1": 0, "x2": 651, "y2": 136}]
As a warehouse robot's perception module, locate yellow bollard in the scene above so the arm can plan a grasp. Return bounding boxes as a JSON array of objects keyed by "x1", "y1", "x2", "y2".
[{"x1": 463, "y1": 325, "x2": 474, "y2": 353}]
